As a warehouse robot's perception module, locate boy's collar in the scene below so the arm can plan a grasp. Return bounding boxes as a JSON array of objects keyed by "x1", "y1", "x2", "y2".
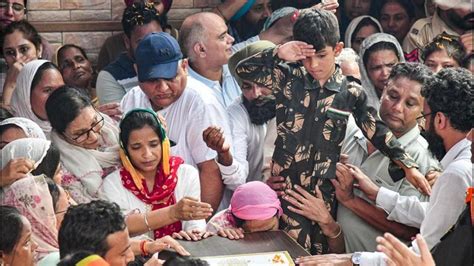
[{"x1": 304, "y1": 65, "x2": 343, "y2": 92}]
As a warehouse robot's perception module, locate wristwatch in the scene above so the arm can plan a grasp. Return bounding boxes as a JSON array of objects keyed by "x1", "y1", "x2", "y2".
[{"x1": 351, "y1": 252, "x2": 362, "y2": 265}]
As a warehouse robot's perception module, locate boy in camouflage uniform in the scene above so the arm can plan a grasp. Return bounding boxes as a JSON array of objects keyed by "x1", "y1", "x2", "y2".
[{"x1": 235, "y1": 9, "x2": 430, "y2": 254}]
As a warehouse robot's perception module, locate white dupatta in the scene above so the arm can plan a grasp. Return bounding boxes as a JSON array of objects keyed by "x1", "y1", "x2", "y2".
[
  {"x1": 51, "y1": 113, "x2": 120, "y2": 201},
  {"x1": 10, "y1": 60, "x2": 52, "y2": 137}
]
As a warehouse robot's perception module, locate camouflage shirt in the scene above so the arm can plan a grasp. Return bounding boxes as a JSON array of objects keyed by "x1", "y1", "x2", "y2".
[{"x1": 235, "y1": 48, "x2": 418, "y2": 254}]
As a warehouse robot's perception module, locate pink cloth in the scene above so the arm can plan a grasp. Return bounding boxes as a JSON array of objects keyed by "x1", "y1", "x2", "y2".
[
  {"x1": 229, "y1": 181, "x2": 282, "y2": 221},
  {"x1": 1, "y1": 175, "x2": 59, "y2": 262}
]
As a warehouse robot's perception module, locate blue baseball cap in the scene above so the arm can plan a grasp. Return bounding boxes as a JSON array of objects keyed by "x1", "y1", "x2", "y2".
[{"x1": 135, "y1": 32, "x2": 183, "y2": 82}]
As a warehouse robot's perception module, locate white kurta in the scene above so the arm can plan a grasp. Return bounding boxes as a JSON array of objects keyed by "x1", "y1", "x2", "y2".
[
  {"x1": 120, "y1": 78, "x2": 218, "y2": 167},
  {"x1": 100, "y1": 164, "x2": 206, "y2": 239}
]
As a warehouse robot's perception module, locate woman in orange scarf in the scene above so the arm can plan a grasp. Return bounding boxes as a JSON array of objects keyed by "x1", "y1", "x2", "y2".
[{"x1": 100, "y1": 109, "x2": 213, "y2": 240}]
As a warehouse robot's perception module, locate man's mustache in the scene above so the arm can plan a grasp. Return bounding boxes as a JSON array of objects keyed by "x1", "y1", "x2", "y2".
[{"x1": 463, "y1": 13, "x2": 474, "y2": 21}]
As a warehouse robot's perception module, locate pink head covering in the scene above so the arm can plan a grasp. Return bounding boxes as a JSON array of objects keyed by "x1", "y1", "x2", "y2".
[
  {"x1": 230, "y1": 181, "x2": 282, "y2": 220},
  {"x1": 1, "y1": 175, "x2": 59, "y2": 261}
]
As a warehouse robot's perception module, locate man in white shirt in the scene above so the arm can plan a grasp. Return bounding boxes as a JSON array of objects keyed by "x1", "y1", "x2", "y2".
[
  {"x1": 120, "y1": 32, "x2": 224, "y2": 212},
  {"x1": 179, "y1": 12, "x2": 241, "y2": 109},
  {"x1": 203, "y1": 41, "x2": 278, "y2": 193},
  {"x1": 337, "y1": 63, "x2": 440, "y2": 253},
  {"x1": 296, "y1": 67, "x2": 473, "y2": 266}
]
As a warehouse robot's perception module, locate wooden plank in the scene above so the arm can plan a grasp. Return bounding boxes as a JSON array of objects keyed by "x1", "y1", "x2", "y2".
[
  {"x1": 176, "y1": 230, "x2": 310, "y2": 261},
  {"x1": 30, "y1": 21, "x2": 122, "y2": 32},
  {"x1": 30, "y1": 20, "x2": 183, "y2": 33}
]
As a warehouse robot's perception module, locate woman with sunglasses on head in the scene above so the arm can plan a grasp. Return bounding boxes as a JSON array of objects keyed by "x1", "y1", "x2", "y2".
[
  {"x1": 100, "y1": 109, "x2": 213, "y2": 242},
  {"x1": 421, "y1": 33, "x2": 466, "y2": 73},
  {"x1": 45, "y1": 86, "x2": 121, "y2": 204}
]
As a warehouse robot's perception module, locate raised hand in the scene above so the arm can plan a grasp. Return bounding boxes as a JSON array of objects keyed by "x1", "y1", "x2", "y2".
[
  {"x1": 311, "y1": 0, "x2": 339, "y2": 13},
  {"x1": 0, "y1": 158, "x2": 35, "y2": 187},
  {"x1": 202, "y1": 126, "x2": 230, "y2": 154},
  {"x1": 276, "y1": 41, "x2": 315, "y2": 62},
  {"x1": 170, "y1": 197, "x2": 213, "y2": 221},
  {"x1": 376, "y1": 233, "x2": 435, "y2": 266}
]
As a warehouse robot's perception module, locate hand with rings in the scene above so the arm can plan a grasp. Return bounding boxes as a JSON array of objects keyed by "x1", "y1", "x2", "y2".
[{"x1": 171, "y1": 196, "x2": 213, "y2": 221}]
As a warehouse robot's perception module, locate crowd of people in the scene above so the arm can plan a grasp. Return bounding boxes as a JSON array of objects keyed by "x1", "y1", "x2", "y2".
[{"x1": 0, "y1": 0, "x2": 472, "y2": 265}]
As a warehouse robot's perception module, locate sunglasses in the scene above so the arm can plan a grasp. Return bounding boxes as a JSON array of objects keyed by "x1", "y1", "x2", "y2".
[{"x1": 0, "y1": 2, "x2": 26, "y2": 13}]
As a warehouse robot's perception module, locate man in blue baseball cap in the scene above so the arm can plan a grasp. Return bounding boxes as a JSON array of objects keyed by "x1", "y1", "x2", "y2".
[{"x1": 121, "y1": 32, "x2": 226, "y2": 213}]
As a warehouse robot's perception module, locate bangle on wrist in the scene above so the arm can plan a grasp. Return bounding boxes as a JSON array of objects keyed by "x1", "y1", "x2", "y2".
[
  {"x1": 143, "y1": 212, "x2": 152, "y2": 232},
  {"x1": 140, "y1": 240, "x2": 149, "y2": 257},
  {"x1": 327, "y1": 223, "x2": 342, "y2": 239}
]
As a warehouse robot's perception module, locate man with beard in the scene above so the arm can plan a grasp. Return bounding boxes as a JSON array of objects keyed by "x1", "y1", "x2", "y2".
[
  {"x1": 296, "y1": 67, "x2": 472, "y2": 265},
  {"x1": 203, "y1": 41, "x2": 277, "y2": 192},
  {"x1": 402, "y1": 0, "x2": 473, "y2": 60},
  {"x1": 96, "y1": 1, "x2": 162, "y2": 104}
]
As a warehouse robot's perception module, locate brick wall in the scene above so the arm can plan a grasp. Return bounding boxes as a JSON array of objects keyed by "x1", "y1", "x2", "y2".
[{"x1": 28, "y1": 0, "x2": 220, "y2": 64}]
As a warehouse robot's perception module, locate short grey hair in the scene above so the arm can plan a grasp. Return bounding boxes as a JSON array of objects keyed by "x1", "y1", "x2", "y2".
[{"x1": 178, "y1": 16, "x2": 206, "y2": 61}]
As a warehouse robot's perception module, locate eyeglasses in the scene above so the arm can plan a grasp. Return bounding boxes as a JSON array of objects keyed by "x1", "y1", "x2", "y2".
[
  {"x1": 65, "y1": 113, "x2": 105, "y2": 143},
  {"x1": 416, "y1": 112, "x2": 434, "y2": 120},
  {"x1": 0, "y1": 2, "x2": 27, "y2": 14}
]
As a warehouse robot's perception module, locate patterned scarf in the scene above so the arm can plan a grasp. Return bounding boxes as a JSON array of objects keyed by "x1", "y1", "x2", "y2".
[{"x1": 120, "y1": 156, "x2": 183, "y2": 239}]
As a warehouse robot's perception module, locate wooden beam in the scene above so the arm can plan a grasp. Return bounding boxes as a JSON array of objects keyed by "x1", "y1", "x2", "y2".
[
  {"x1": 30, "y1": 21, "x2": 122, "y2": 32},
  {"x1": 30, "y1": 20, "x2": 183, "y2": 33}
]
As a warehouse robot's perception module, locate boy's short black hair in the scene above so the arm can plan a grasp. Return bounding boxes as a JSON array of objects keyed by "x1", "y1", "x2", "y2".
[
  {"x1": 293, "y1": 9, "x2": 340, "y2": 51},
  {"x1": 421, "y1": 68, "x2": 473, "y2": 132},
  {"x1": 58, "y1": 200, "x2": 126, "y2": 259}
]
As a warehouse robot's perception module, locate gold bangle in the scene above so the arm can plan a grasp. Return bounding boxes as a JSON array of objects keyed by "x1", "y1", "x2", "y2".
[
  {"x1": 327, "y1": 223, "x2": 342, "y2": 239},
  {"x1": 143, "y1": 212, "x2": 152, "y2": 232}
]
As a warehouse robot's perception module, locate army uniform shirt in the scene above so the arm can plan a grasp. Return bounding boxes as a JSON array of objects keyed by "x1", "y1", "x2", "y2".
[{"x1": 235, "y1": 48, "x2": 419, "y2": 254}]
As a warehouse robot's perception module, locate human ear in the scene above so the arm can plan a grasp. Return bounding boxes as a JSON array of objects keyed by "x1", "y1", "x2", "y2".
[
  {"x1": 334, "y1": 42, "x2": 344, "y2": 57},
  {"x1": 193, "y1": 42, "x2": 206, "y2": 58}
]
